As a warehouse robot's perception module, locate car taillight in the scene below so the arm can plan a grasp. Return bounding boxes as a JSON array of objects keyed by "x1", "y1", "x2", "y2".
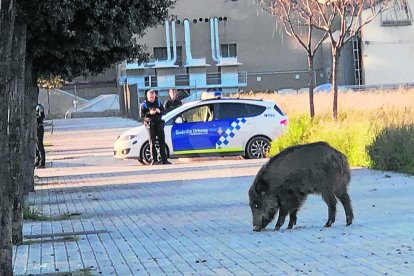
[{"x1": 280, "y1": 119, "x2": 288, "y2": 125}]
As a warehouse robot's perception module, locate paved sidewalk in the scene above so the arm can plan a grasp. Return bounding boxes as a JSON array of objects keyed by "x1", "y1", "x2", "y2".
[{"x1": 13, "y1": 117, "x2": 414, "y2": 275}]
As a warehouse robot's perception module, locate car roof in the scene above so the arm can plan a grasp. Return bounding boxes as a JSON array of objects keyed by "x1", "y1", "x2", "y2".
[
  {"x1": 163, "y1": 97, "x2": 277, "y2": 120},
  {"x1": 184, "y1": 97, "x2": 274, "y2": 107}
]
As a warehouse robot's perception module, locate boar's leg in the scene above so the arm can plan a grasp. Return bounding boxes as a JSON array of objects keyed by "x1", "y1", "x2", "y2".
[
  {"x1": 336, "y1": 191, "x2": 354, "y2": 226},
  {"x1": 287, "y1": 210, "x2": 297, "y2": 229},
  {"x1": 274, "y1": 208, "x2": 288, "y2": 231},
  {"x1": 322, "y1": 192, "x2": 337, "y2": 227}
]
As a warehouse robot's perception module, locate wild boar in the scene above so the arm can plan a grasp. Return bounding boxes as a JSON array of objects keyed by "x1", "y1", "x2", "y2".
[{"x1": 248, "y1": 142, "x2": 354, "y2": 231}]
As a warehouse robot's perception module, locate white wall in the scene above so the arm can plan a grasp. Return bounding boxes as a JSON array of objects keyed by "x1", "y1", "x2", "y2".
[{"x1": 361, "y1": 0, "x2": 414, "y2": 85}]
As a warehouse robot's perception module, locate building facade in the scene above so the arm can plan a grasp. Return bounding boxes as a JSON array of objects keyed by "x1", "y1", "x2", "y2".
[
  {"x1": 119, "y1": 0, "x2": 337, "y2": 98},
  {"x1": 73, "y1": 0, "x2": 401, "y2": 101},
  {"x1": 361, "y1": 0, "x2": 414, "y2": 85}
]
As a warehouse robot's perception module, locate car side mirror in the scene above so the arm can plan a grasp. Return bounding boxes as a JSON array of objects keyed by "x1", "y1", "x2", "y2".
[{"x1": 175, "y1": 117, "x2": 183, "y2": 124}]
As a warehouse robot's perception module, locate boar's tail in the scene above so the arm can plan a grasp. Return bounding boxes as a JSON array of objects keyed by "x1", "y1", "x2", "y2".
[
  {"x1": 339, "y1": 152, "x2": 351, "y2": 186},
  {"x1": 329, "y1": 148, "x2": 351, "y2": 186},
  {"x1": 343, "y1": 159, "x2": 351, "y2": 186}
]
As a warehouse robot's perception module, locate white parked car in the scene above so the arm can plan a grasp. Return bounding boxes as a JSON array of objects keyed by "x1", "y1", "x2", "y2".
[{"x1": 114, "y1": 97, "x2": 288, "y2": 164}]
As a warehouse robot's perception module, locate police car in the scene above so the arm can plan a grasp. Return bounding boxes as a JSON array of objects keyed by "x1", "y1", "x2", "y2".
[{"x1": 114, "y1": 97, "x2": 288, "y2": 164}]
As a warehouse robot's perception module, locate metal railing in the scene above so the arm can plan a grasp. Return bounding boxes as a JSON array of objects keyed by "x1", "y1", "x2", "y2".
[
  {"x1": 175, "y1": 74, "x2": 190, "y2": 86},
  {"x1": 139, "y1": 71, "x2": 248, "y2": 89},
  {"x1": 206, "y1": 73, "x2": 221, "y2": 85},
  {"x1": 345, "y1": 83, "x2": 414, "y2": 91},
  {"x1": 381, "y1": 0, "x2": 412, "y2": 26}
]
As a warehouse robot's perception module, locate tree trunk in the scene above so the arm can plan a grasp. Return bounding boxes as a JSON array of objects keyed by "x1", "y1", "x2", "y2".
[
  {"x1": 22, "y1": 61, "x2": 38, "y2": 194},
  {"x1": 8, "y1": 20, "x2": 27, "y2": 245},
  {"x1": 0, "y1": 202, "x2": 13, "y2": 276},
  {"x1": 118, "y1": 84, "x2": 126, "y2": 117},
  {"x1": 0, "y1": 0, "x2": 17, "y2": 274},
  {"x1": 12, "y1": 198, "x2": 23, "y2": 245},
  {"x1": 307, "y1": 54, "x2": 315, "y2": 119},
  {"x1": 332, "y1": 49, "x2": 340, "y2": 120}
]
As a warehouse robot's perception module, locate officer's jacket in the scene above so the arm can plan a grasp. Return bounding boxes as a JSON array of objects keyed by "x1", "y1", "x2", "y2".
[
  {"x1": 140, "y1": 98, "x2": 165, "y2": 124},
  {"x1": 164, "y1": 99, "x2": 182, "y2": 113},
  {"x1": 36, "y1": 104, "x2": 45, "y2": 126}
]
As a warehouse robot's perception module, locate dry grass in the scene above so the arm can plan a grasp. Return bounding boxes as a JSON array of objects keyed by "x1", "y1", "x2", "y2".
[
  {"x1": 234, "y1": 88, "x2": 414, "y2": 120},
  {"x1": 234, "y1": 88, "x2": 414, "y2": 173}
]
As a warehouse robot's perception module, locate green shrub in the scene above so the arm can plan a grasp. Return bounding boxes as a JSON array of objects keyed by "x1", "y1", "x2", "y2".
[
  {"x1": 269, "y1": 107, "x2": 414, "y2": 175},
  {"x1": 308, "y1": 120, "x2": 376, "y2": 167},
  {"x1": 269, "y1": 113, "x2": 377, "y2": 167},
  {"x1": 367, "y1": 125, "x2": 414, "y2": 174},
  {"x1": 269, "y1": 115, "x2": 316, "y2": 153}
]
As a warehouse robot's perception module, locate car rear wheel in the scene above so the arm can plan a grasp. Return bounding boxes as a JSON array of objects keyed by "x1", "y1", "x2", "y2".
[{"x1": 245, "y1": 136, "x2": 270, "y2": 159}]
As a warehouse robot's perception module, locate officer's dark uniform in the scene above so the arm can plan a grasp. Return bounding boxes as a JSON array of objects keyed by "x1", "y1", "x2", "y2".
[
  {"x1": 35, "y1": 103, "x2": 46, "y2": 168},
  {"x1": 140, "y1": 97, "x2": 169, "y2": 164},
  {"x1": 164, "y1": 98, "x2": 182, "y2": 113}
]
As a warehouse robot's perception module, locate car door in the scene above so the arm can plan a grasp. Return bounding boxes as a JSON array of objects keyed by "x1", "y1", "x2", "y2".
[
  {"x1": 171, "y1": 104, "x2": 217, "y2": 154},
  {"x1": 213, "y1": 103, "x2": 253, "y2": 152}
]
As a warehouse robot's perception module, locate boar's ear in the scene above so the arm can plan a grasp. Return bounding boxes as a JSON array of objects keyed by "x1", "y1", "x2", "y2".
[{"x1": 255, "y1": 179, "x2": 269, "y2": 196}]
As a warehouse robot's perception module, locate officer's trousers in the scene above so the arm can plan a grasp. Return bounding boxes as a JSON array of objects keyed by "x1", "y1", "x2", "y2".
[
  {"x1": 147, "y1": 122, "x2": 167, "y2": 163},
  {"x1": 35, "y1": 125, "x2": 45, "y2": 166}
]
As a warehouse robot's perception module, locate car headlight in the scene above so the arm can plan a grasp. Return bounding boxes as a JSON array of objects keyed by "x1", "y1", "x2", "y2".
[{"x1": 117, "y1": 135, "x2": 137, "y2": 142}]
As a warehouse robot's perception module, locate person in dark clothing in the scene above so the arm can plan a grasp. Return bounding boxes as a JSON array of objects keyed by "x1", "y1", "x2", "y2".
[
  {"x1": 140, "y1": 90, "x2": 170, "y2": 165},
  {"x1": 164, "y1": 88, "x2": 182, "y2": 113},
  {"x1": 35, "y1": 103, "x2": 46, "y2": 168}
]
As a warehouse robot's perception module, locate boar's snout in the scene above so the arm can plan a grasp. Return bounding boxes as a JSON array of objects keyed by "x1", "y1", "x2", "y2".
[
  {"x1": 252, "y1": 219, "x2": 264, "y2": 232},
  {"x1": 253, "y1": 226, "x2": 262, "y2": 232},
  {"x1": 252, "y1": 216, "x2": 270, "y2": 232}
]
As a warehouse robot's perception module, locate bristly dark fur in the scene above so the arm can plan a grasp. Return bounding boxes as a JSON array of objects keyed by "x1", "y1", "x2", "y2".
[{"x1": 249, "y1": 142, "x2": 354, "y2": 231}]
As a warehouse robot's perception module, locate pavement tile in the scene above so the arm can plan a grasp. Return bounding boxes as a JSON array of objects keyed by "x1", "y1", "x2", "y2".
[{"x1": 12, "y1": 117, "x2": 414, "y2": 275}]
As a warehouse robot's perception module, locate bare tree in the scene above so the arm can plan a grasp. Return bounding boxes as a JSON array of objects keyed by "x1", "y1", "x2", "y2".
[
  {"x1": 311, "y1": 0, "x2": 390, "y2": 119},
  {"x1": 258, "y1": 0, "x2": 328, "y2": 118}
]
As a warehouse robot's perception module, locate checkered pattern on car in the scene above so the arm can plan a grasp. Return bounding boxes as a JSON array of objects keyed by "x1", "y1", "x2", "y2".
[{"x1": 216, "y1": 118, "x2": 247, "y2": 148}]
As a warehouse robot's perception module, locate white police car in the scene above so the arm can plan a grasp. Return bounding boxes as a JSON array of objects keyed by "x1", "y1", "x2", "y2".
[{"x1": 114, "y1": 97, "x2": 288, "y2": 164}]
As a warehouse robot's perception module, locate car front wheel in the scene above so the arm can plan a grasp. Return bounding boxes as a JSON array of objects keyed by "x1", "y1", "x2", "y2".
[
  {"x1": 140, "y1": 141, "x2": 160, "y2": 165},
  {"x1": 137, "y1": 158, "x2": 146, "y2": 165},
  {"x1": 140, "y1": 141, "x2": 169, "y2": 165},
  {"x1": 245, "y1": 136, "x2": 270, "y2": 159}
]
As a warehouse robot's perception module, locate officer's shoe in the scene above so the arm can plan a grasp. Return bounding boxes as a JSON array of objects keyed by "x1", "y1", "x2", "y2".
[
  {"x1": 162, "y1": 160, "x2": 171, "y2": 165},
  {"x1": 34, "y1": 162, "x2": 39, "y2": 168},
  {"x1": 150, "y1": 160, "x2": 160, "y2": 166},
  {"x1": 36, "y1": 164, "x2": 46, "y2": 169}
]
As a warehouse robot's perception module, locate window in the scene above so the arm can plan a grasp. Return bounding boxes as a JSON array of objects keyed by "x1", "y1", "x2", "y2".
[
  {"x1": 247, "y1": 104, "x2": 267, "y2": 117},
  {"x1": 217, "y1": 103, "x2": 246, "y2": 119},
  {"x1": 381, "y1": 0, "x2": 412, "y2": 26},
  {"x1": 220, "y1": 43, "x2": 237, "y2": 58},
  {"x1": 153, "y1": 47, "x2": 167, "y2": 60},
  {"x1": 273, "y1": 104, "x2": 285, "y2": 116},
  {"x1": 180, "y1": 105, "x2": 214, "y2": 123},
  {"x1": 153, "y1": 46, "x2": 183, "y2": 66},
  {"x1": 217, "y1": 103, "x2": 265, "y2": 119}
]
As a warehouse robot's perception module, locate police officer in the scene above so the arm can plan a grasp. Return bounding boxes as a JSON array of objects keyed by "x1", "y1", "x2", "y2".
[
  {"x1": 35, "y1": 103, "x2": 46, "y2": 168},
  {"x1": 140, "y1": 90, "x2": 170, "y2": 165},
  {"x1": 164, "y1": 88, "x2": 182, "y2": 113}
]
